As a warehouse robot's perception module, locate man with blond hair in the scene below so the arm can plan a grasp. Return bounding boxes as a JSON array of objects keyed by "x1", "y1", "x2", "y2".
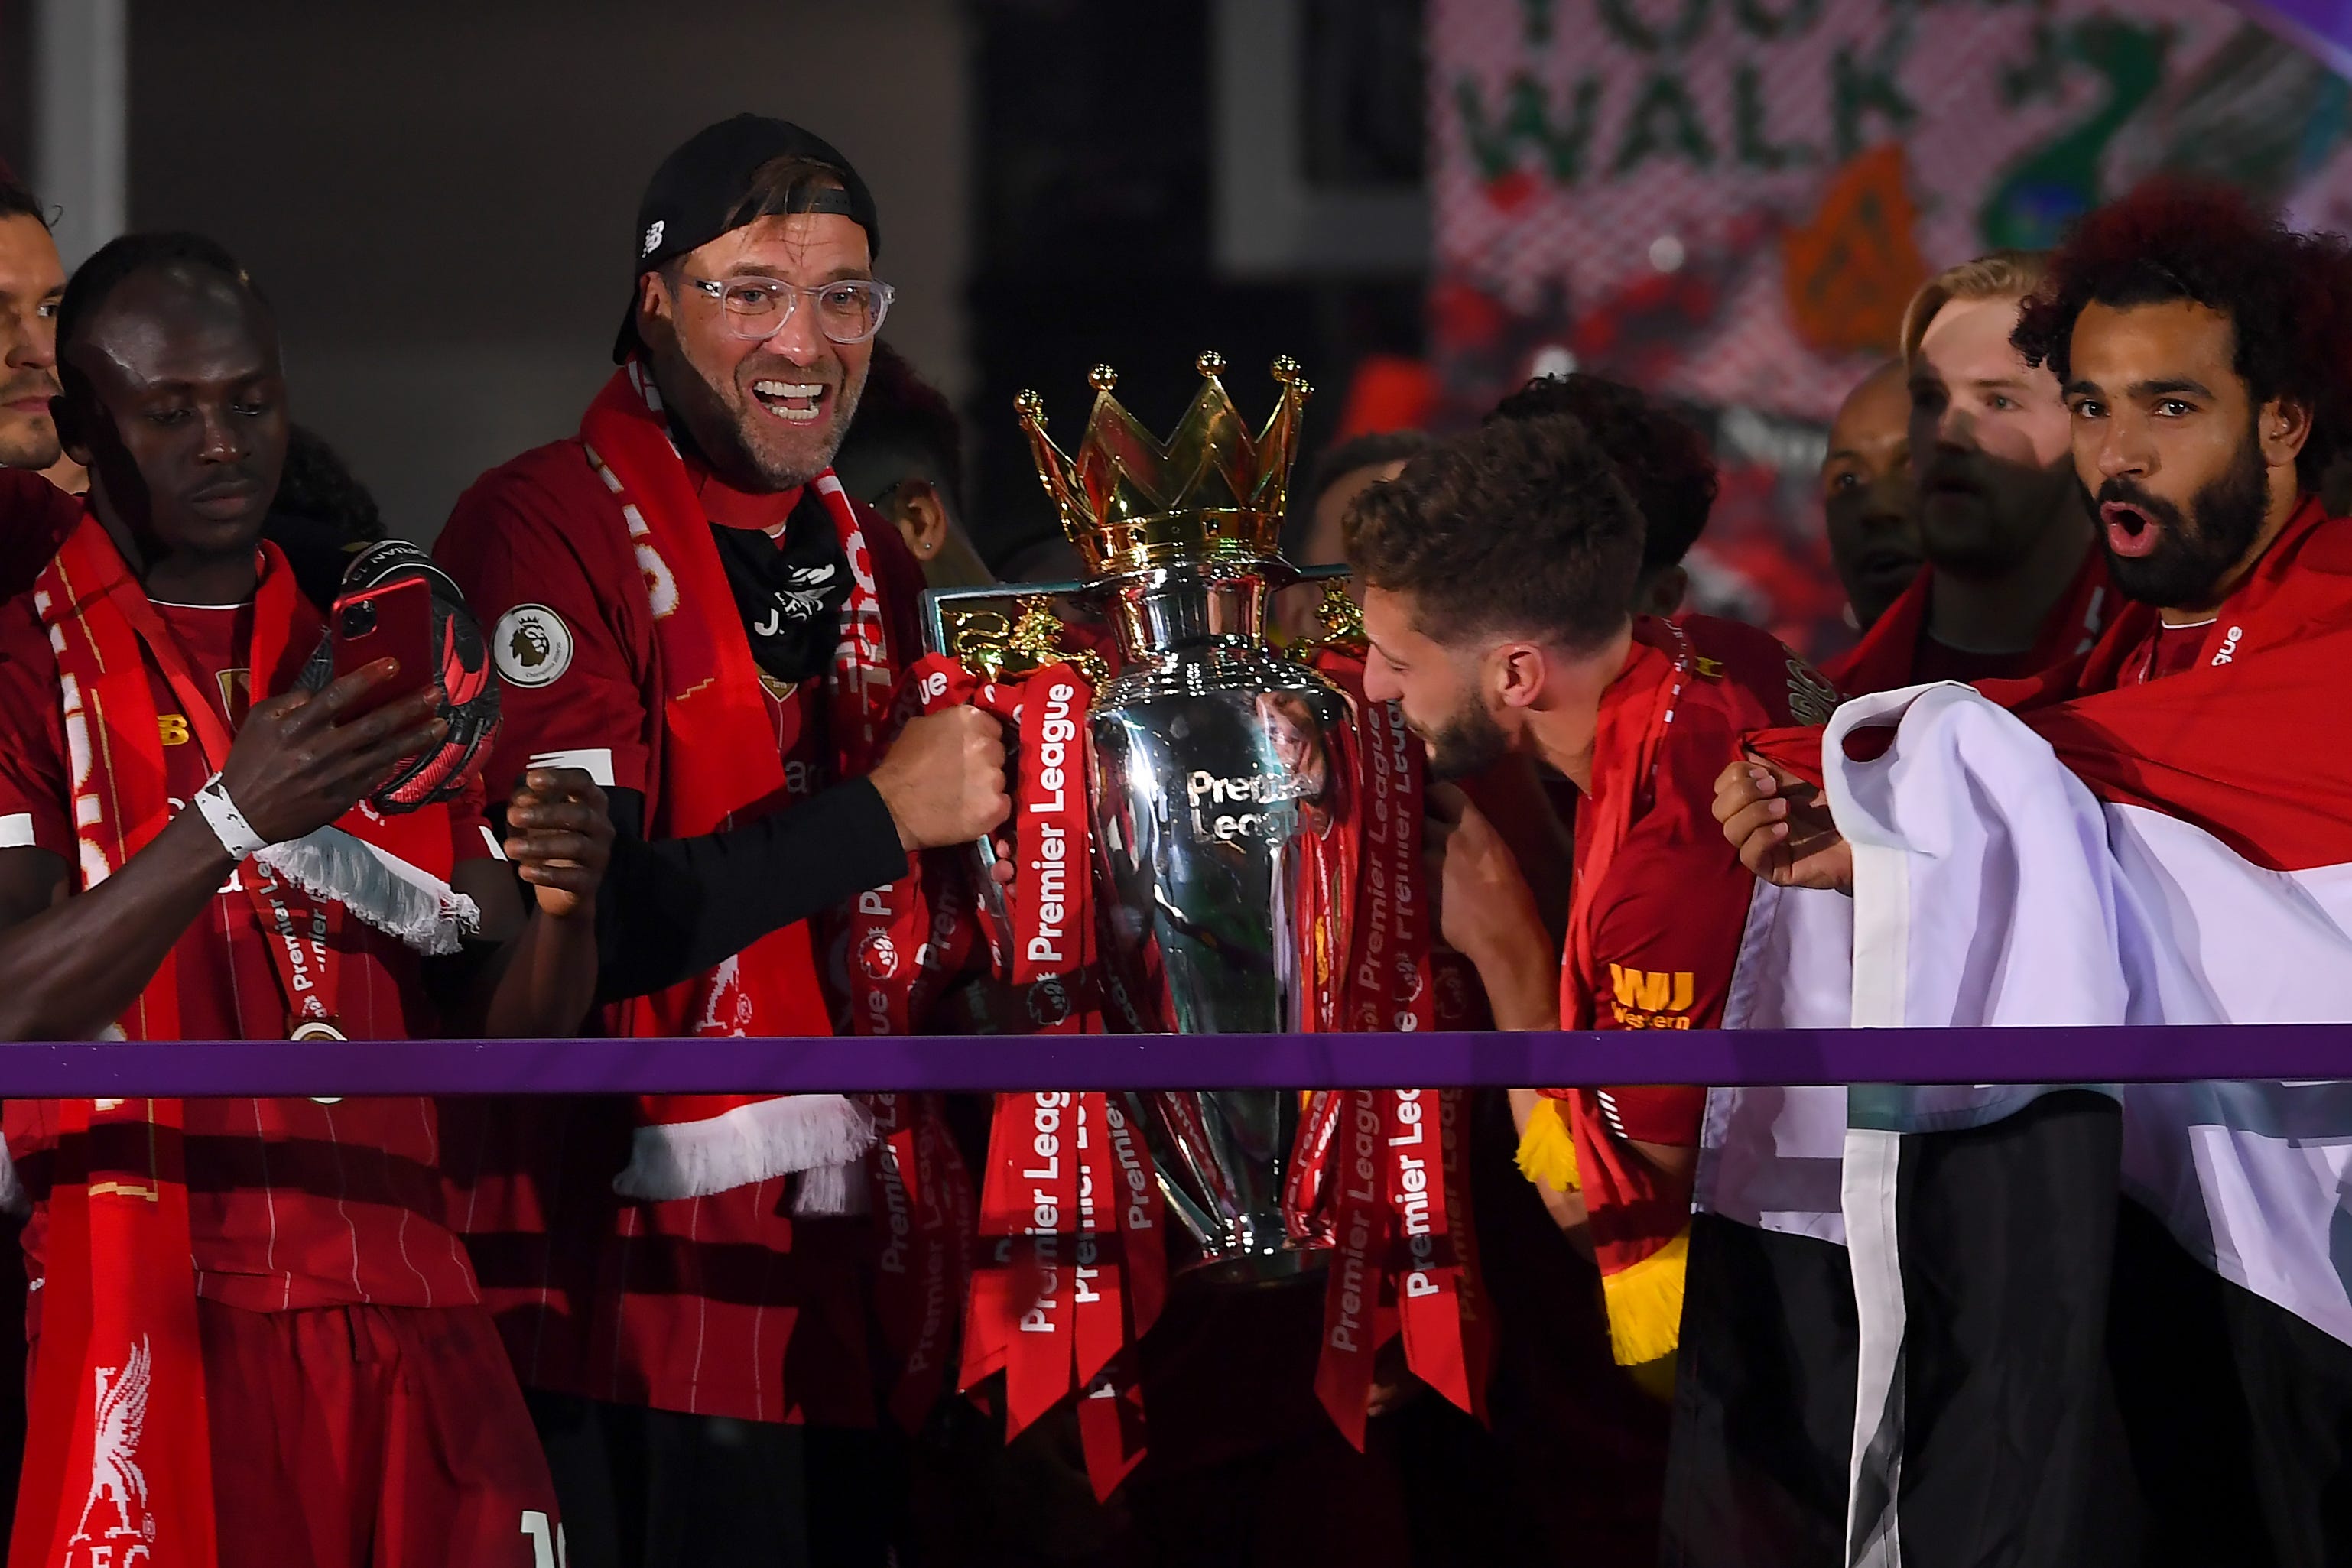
[
  {"x1": 1825, "y1": 250, "x2": 2115, "y2": 694},
  {"x1": 1662, "y1": 254, "x2": 2116, "y2": 1566}
]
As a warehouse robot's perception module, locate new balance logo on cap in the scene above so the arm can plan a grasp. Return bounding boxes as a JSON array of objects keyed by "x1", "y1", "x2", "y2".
[{"x1": 642, "y1": 219, "x2": 665, "y2": 258}]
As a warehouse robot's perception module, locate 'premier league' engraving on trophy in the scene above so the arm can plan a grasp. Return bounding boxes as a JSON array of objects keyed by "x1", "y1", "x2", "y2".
[
  {"x1": 1018, "y1": 354, "x2": 1350, "y2": 1052},
  {"x1": 926, "y1": 352, "x2": 1352, "y2": 1281}
]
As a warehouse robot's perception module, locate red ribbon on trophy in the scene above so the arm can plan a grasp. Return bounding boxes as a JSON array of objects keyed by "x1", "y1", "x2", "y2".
[
  {"x1": 833, "y1": 664, "x2": 996, "y2": 1434},
  {"x1": 1295, "y1": 646, "x2": 1495, "y2": 1450},
  {"x1": 865, "y1": 1086, "x2": 975, "y2": 1433},
  {"x1": 899, "y1": 650, "x2": 1170, "y2": 1500}
]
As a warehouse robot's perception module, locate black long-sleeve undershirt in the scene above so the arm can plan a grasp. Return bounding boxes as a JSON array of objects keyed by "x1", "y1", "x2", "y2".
[{"x1": 577, "y1": 778, "x2": 908, "y2": 1005}]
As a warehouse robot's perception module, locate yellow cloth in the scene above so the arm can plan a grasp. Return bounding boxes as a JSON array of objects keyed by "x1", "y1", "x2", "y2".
[
  {"x1": 1516, "y1": 1097, "x2": 1689, "y2": 1372},
  {"x1": 1514, "y1": 1096, "x2": 1580, "y2": 1192},
  {"x1": 1598, "y1": 1225, "x2": 1689, "y2": 1368}
]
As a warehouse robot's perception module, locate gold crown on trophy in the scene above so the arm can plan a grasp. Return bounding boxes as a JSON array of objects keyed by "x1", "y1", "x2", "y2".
[{"x1": 1015, "y1": 351, "x2": 1312, "y2": 578}]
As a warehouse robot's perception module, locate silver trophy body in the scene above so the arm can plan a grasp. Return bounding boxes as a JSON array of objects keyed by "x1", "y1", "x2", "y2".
[
  {"x1": 924, "y1": 352, "x2": 1347, "y2": 1284},
  {"x1": 1089, "y1": 560, "x2": 1351, "y2": 1283}
]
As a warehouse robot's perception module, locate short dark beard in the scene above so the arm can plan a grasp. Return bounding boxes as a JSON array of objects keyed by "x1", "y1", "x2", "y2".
[
  {"x1": 1418, "y1": 696, "x2": 1512, "y2": 783},
  {"x1": 650, "y1": 339, "x2": 784, "y2": 489},
  {"x1": 2085, "y1": 422, "x2": 2269, "y2": 609},
  {"x1": 0, "y1": 404, "x2": 60, "y2": 470}
]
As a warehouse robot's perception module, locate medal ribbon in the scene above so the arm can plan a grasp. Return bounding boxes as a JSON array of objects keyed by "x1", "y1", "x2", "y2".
[
  {"x1": 98, "y1": 544, "x2": 348, "y2": 1037},
  {"x1": 864, "y1": 1089, "x2": 974, "y2": 1433},
  {"x1": 846, "y1": 659, "x2": 989, "y2": 1431}
]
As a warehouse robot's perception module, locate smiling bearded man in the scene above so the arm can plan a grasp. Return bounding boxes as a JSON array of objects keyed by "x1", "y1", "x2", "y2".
[{"x1": 435, "y1": 116, "x2": 1012, "y2": 1568}]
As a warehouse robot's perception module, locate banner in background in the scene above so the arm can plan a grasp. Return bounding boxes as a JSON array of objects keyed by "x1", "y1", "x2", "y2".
[{"x1": 1429, "y1": 0, "x2": 2352, "y2": 656}]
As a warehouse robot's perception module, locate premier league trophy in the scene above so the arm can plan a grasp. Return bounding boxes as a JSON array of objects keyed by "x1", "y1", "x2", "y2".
[{"x1": 924, "y1": 352, "x2": 1353, "y2": 1282}]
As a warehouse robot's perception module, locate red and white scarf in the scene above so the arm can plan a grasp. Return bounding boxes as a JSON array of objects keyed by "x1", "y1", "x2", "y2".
[
  {"x1": 1545, "y1": 619, "x2": 1704, "y2": 1368},
  {"x1": 10, "y1": 516, "x2": 473, "y2": 1568},
  {"x1": 580, "y1": 365, "x2": 980, "y2": 1428},
  {"x1": 580, "y1": 363, "x2": 965, "y2": 1204}
]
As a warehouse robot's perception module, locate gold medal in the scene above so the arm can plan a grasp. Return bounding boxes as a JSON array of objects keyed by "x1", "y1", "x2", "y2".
[{"x1": 291, "y1": 1020, "x2": 348, "y2": 1105}]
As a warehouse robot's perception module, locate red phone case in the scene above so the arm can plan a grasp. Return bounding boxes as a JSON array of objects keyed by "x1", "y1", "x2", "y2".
[{"x1": 330, "y1": 575, "x2": 434, "y2": 719}]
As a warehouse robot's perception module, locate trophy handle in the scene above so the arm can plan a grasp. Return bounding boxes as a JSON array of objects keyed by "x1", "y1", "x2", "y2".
[{"x1": 918, "y1": 582, "x2": 1101, "y2": 963}]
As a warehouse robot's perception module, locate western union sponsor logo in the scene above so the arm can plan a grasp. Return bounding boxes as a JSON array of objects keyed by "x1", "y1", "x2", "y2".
[{"x1": 1610, "y1": 965, "x2": 1694, "y2": 1014}]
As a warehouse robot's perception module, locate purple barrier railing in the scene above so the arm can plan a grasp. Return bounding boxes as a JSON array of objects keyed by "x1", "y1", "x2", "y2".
[
  {"x1": 0, "y1": 1024, "x2": 2347, "y2": 1097},
  {"x1": 2234, "y1": 0, "x2": 2352, "y2": 79}
]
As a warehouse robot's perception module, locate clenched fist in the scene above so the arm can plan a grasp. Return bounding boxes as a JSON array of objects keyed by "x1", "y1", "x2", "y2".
[
  {"x1": 503, "y1": 767, "x2": 614, "y2": 920},
  {"x1": 1713, "y1": 755, "x2": 1852, "y2": 892},
  {"x1": 1424, "y1": 784, "x2": 1561, "y2": 1031},
  {"x1": 869, "y1": 704, "x2": 1012, "y2": 852},
  {"x1": 1424, "y1": 784, "x2": 1548, "y2": 969}
]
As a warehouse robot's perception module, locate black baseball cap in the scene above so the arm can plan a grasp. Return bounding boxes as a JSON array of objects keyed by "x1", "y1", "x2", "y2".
[{"x1": 612, "y1": 114, "x2": 882, "y2": 363}]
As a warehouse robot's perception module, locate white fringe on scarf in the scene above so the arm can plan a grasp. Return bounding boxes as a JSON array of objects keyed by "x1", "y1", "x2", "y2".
[
  {"x1": 614, "y1": 1094, "x2": 876, "y2": 1206},
  {"x1": 255, "y1": 824, "x2": 481, "y2": 955}
]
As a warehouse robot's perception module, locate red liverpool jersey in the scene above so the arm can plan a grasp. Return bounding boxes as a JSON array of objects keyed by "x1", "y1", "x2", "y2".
[
  {"x1": 1567, "y1": 614, "x2": 1838, "y2": 1144},
  {"x1": 436, "y1": 439, "x2": 927, "y2": 1424},
  {"x1": 0, "y1": 593, "x2": 486, "y2": 1320}
]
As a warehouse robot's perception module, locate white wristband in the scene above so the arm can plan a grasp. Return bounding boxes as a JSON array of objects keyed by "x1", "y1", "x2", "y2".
[{"x1": 193, "y1": 775, "x2": 268, "y2": 860}]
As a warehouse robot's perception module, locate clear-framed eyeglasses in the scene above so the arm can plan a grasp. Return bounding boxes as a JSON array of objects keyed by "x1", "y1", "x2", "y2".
[{"x1": 686, "y1": 276, "x2": 896, "y2": 345}]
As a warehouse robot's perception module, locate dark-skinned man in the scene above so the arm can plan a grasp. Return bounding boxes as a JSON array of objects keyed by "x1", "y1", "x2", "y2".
[
  {"x1": 1825, "y1": 252, "x2": 2115, "y2": 695},
  {"x1": 0, "y1": 173, "x2": 382, "y2": 610},
  {"x1": 1720, "y1": 182, "x2": 2352, "y2": 1566},
  {"x1": 436, "y1": 117, "x2": 1007, "y2": 1568},
  {"x1": 0, "y1": 174, "x2": 82, "y2": 592},
  {"x1": 1820, "y1": 360, "x2": 1920, "y2": 633},
  {"x1": 0, "y1": 232, "x2": 612, "y2": 1566}
]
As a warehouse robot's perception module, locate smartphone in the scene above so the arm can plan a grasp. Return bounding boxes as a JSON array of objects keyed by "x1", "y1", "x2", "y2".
[{"x1": 329, "y1": 574, "x2": 434, "y2": 721}]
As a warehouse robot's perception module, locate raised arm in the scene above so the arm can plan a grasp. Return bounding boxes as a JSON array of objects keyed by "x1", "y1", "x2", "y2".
[
  {"x1": 0, "y1": 663, "x2": 443, "y2": 1040},
  {"x1": 590, "y1": 704, "x2": 1007, "y2": 1002}
]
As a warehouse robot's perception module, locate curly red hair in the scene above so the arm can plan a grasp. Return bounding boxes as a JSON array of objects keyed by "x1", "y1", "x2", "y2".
[{"x1": 2012, "y1": 179, "x2": 2352, "y2": 489}]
